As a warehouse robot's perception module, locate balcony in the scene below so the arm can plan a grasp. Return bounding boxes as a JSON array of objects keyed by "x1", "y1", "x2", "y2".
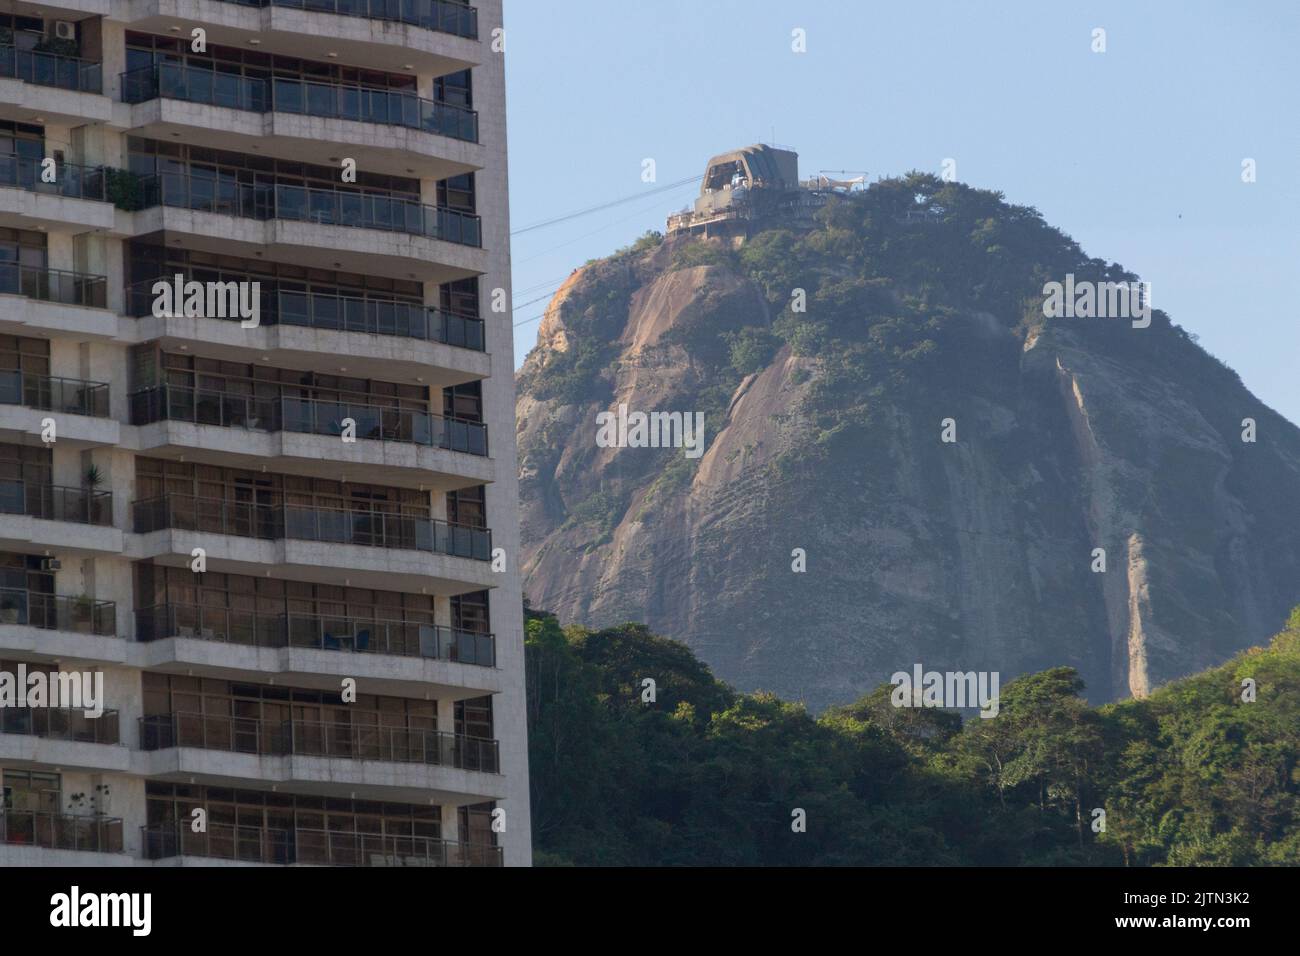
[
  {"x1": 124, "y1": 1, "x2": 480, "y2": 77},
  {"x1": 132, "y1": 386, "x2": 486, "y2": 453},
  {"x1": 132, "y1": 603, "x2": 499, "y2": 697},
  {"x1": 0, "y1": 811, "x2": 124, "y2": 855},
  {"x1": 0, "y1": 706, "x2": 129, "y2": 773},
  {"x1": 129, "y1": 171, "x2": 480, "y2": 245},
  {"x1": 135, "y1": 494, "x2": 488, "y2": 557},
  {"x1": 122, "y1": 171, "x2": 483, "y2": 282},
  {"x1": 0, "y1": 706, "x2": 121, "y2": 745},
  {"x1": 215, "y1": 0, "x2": 479, "y2": 39},
  {"x1": 129, "y1": 492, "x2": 493, "y2": 592},
  {"x1": 0, "y1": 588, "x2": 123, "y2": 666},
  {"x1": 0, "y1": 44, "x2": 102, "y2": 93},
  {"x1": 122, "y1": 61, "x2": 481, "y2": 180},
  {"x1": 124, "y1": 279, "x2": 489, "y2": 386},
  {"x1": 137, "y1": 603, "x2": 495, "y2": 665},
  {"x1": 0, "y1": 155, "x2": 115, "y2": 232},
  {"x1": 0, "y1": 45, "x2": 110, "y2": 128},
  {"x1": 0, "y1": 263, "x2": 113, "y2": 340},
  {"x1": 0, "y1": 588, "x2": 116, "y2": 636},
  {"x1": 0, "y1": 480, "x2": 120, "y2": 555},
  {"x1": 143, "y1": 822, "x2": 501, "y2": 866},
  {"x1": 127, "y1": 280, "x2": 485, "y2": 352},
  {"x1": 122, "y1": 63, "x2": 477, "y2": 141},
  {"x1": 0, "y1": 481, "x2": 112, "y2": 525},
  {"x1": 0, "y1": 370, "x2": 110, "y2": 418},
  {"x1": 140, "y1": 712, "x2": 499, "y2": 772},
  {"x1": 128, "y1": 386, "x2": 491, "y2": 488},
  {"x1": 0, "y1": 371, "x2": 117, "y2": 447},
  {"x1": 0, "y1": 262, "x2": 107, "y2": 309}
]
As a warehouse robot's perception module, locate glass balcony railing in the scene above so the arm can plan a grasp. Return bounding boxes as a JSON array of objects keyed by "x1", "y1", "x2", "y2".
[
  {"x1": 213, "y1": 0, "x2": 479, "y2": 39},
  {"x1": 0, "y1": 811, "x2": 124, "y2": 853},
  {"x1": 130, "y1": 384, "x2": 488, "y2": 455},
  {"x1": 135, "y1": 603, "x2": 496, "y2": 666},
  {"x1": 142, "y1": 822, "x2": 501, "y2": 866},
  {"x1": 0, "y1": 588, "x2": 116, "y2": 636},
  {"x1": 0, "y1": 706, "x2": 120, "y2": 744},
  {"x1": 0, "y1": 154, "x2": 108, "y2": 201},
  {"x1": 0, "y1": 481, "x2": 113, "y2": 526},
  {"x1": 0, "y1": 370, "x2": 110, "y2": 417},
  {"x1": 139, "y1": 712, "x2": 500, "y2": 772},
  {"x1": 131, "y1": 170, "x2": 482, "y2": 246},
  {"x1": 0, "y1": 263, "x2": 108, "y2": 308},
  {"x1": 0, "y1": 44, "x2": 102, "y2": 93},
  {"x1": 132, "y1": 493, "x2": 491, "y2": 560},
  {"x1": 125, "y1": 279, "x2": 485, "y2": 351},
  {"x1": 121, "y1": 61, "x2": 478, "y2": 142}
]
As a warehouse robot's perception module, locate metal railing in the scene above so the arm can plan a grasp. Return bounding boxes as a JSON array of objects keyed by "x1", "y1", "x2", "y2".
[
  {"x1": 125, "y1": 279, "x2": 485, "y2": 350},
  {"x1": 132, "y1": 493, "x2": 491, "y2": 559},
  {"x1": 0, "y1": 263, "x2": 108, "y2": 308},
  {"x1": 0, "y1": 481, "x2": 113, "y2": 526},
  {"x1": 120, "y1": 61, "x2": 478, "y2": 141},
  {"x1": 142, "y1": 821, "x2": 501, "y2": 866},
  {"x1": 0, "y1": 588, "x2": 116, "y2": 635},
  {"x1": 213, "y1": 0, "x2": 479, "y2": 39},
  {"x1": 130, "y1": 384, "x2": 487, "y2": 455},
  {"x1": 0, "y1": 370, "x2": 110, "y2": 417},
  {"x1": 0, "y1": 706, "x2": 120, "y2": 744},
  {"x1": 138, "y1": 712, "x2": 500, "y2": 771},
  {"x1": 130, "y1": 170, "x2": 481, "y2": 246},
  {"x1": 0, "y1": 811, "x2": 123, "y2": 853},
  {"x1": 0, "y1": 44, "x2": 102, "y2": 93},
  {"x1": 0, "y1": 154, "x2": 108, "y2": 201},
  {"x1": 135, "y1": 603, "x2": 495, "y2": 666}
]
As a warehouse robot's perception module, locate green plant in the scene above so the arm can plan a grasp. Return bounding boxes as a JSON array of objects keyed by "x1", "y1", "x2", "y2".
[
  {"x1": 104, "y1": 168, "x2": 145, "y2": 212},
  {"x1": 84, "y1": 463, "x2": 104, "y2": 490}
]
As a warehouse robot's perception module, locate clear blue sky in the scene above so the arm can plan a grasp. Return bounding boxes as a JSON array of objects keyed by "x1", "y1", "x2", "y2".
[{"x1": 503, "y1": 0, "x2": 1300, "y2": 425}]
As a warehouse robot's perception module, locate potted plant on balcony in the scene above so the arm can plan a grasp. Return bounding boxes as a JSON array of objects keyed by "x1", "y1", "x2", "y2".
[
  {"x1": 104, "y1": 168, "x2": 144, "y2": 212},
  {"x1": 84, "y1": 464, "x2": 107, "y2": 524}
]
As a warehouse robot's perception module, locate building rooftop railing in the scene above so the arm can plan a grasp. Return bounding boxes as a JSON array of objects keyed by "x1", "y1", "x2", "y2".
[
  {"x1": 135, "y1": 603, "x2": 496, "y2": 666},
  {"x1": 120, "y1": 61, "x2": 478, "y2": 142},
  {"x1": 0, "y1": 811, "x2": 123, "y2": 854},
  {"x1": 0, "y1": 44, "x2": 102, "y2": 93},
  {"x1": 0, "y1": 263, "x2": 108, "y2": 309},
  {"x1": 0, "y1": 155, "x2": 109, "y2": 202},
  {"x1": 127, "y1": 170, "x2": 482, "y2": 246},
  {"x1": 0, "y1": 481, "x2": 113, "y2": 526},
  {"x1": 0, "y1": 588, "x2": 116, "y2": 636},
  {"x1": 0, "y1": 706, "x2": 120, "y2": 745},
  {"x1": 142, "y1": 821, "x2": 501, "y2": 866},
  {"x1": 132, "y1": 493, "x2": 491, "y2": 560},
  {"x1": 0, "y1": 370, "x2": 110, "y2": 418},
  {"x1": 139, "y1": 712, "x2": 500, "y2": 772},
  {"x1": 212, "y1": 0, "x2": 479, "y2": 39},
  {"x1": 125, "y1": 280, "x2": 486, "y2": 351}
]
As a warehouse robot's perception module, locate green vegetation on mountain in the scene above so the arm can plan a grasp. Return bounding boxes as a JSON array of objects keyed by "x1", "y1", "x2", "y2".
[{"x1": 526, "y1": 605, "x2": 1300, "y2": 866}]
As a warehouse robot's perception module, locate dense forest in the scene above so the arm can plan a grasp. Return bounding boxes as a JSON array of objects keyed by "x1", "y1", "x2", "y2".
[{"x1": 525, "y1": 605, "x2": 1300, "y2": 866}]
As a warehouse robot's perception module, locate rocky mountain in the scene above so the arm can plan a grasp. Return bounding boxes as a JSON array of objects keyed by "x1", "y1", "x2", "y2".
[{"x1": 515, "y1": 173, "x2": 1300, "y2": 711}]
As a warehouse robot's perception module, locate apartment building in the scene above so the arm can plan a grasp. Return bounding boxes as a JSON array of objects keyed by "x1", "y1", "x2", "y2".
[{"x1": 0, "y1": 0, "x2": 531, "y2": 866}]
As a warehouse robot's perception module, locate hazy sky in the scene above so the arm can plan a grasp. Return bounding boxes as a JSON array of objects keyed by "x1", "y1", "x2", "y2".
[{"x1": 503, "y1": 0, "x2": 1300, "y2": 425}]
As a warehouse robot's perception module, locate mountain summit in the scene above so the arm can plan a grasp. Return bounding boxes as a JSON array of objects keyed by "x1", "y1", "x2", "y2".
[{"x1": 515, "y1": 161, "x2": 1300, "y2": 711}]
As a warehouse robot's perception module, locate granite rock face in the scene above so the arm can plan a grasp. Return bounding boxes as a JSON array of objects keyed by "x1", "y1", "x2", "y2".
[{"x1": 515, "y1": 184, "x2": 1300, "y2": 711}]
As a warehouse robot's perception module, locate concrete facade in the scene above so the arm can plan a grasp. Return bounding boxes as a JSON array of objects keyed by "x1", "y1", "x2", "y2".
[{"x1": 0, "y1": 0, "x2": 530, "y2": 868}]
